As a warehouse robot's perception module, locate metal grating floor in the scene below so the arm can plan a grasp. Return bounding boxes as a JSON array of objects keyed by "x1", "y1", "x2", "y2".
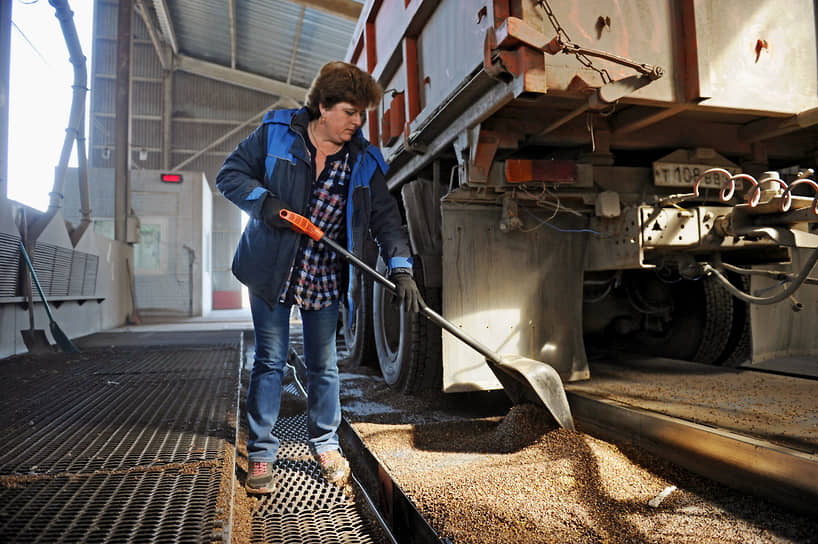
[
  {"x1": 0, "y1": 348, "x2": 236, "y2": 475},
  {"x1": 0, "y1": 465, "x2": 223, "y2": 543},
  {"x1": 0, "y1": 332, "x2": 241, "y2": 543}
]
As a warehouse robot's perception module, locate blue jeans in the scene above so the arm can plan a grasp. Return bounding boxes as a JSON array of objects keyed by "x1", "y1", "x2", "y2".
[{"x1": 246, "y1": 294, "x2": 342, "y2": 462}]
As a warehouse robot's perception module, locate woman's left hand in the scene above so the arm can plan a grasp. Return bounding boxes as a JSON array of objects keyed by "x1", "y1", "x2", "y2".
[{"x1": 390, "y1": 272, "x2": 423, "y2": 313}]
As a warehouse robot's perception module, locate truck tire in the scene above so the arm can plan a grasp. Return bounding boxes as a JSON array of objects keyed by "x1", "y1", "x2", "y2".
[
  {"x1": 690, "y1": 276, "x2": 735, "y2": 364},
  {"x1": 630, "y1": 274, "x2": 733, "y2": 364},
  {"x1": 372, "y1": 257, "x2": 442, "y2": 394},
  {"x1": 717, "y1": 274, "x2": 752, "y2": 367},
  {"x1": 341, "y1": 270, "x2": 377, "y2": 367}
]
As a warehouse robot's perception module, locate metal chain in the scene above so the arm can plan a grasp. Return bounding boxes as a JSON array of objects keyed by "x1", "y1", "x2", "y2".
[{"x1": 537, "y1": 0, "x2": 613, "y2": 84}]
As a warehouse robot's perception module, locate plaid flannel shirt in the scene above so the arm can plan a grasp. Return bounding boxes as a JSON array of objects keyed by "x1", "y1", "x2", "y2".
[{"x1": 280, "y1": 147, "x2": 350, "y2": 310}]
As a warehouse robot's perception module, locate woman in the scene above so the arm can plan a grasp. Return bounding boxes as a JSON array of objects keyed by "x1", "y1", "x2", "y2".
[{"x1": 216, "y1": 61, "x2": 421, "y2": 494}]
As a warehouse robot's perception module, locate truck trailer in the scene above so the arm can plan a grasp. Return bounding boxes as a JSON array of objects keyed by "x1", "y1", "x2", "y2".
[{"x1": 340, "y1": 0, "x2": 818, "y2": 407}]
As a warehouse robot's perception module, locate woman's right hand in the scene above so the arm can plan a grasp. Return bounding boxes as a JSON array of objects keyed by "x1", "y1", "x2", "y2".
[{"x1": 261, "y1": 195, "x2": 289, "y2": 229}]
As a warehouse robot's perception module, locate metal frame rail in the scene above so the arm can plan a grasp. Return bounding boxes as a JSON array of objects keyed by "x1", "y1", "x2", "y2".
[{"x1": 568, "y1": 391, "x2": 818, "y2": 517}]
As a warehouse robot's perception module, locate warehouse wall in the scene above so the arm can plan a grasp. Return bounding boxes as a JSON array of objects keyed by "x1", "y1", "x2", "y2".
[
  {"x1": 0, "y1": 196, "x2": 132, "y2": 358},
  {"x1": 63, "y1": 167, "x2": 212, "y2": 319}
]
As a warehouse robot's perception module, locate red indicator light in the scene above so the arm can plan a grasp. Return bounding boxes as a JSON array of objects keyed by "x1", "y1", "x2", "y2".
[{"x1": 161, "y1": 173, "x2": 183, "y2": 183}]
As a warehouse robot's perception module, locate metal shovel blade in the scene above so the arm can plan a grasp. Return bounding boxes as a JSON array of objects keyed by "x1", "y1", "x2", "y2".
[
  {"x1": 486, "y1": 355, "x2": 575, "y2": 431},
  {"x1": 21, "y1": 329, "x2": 54, "y2": 354}
]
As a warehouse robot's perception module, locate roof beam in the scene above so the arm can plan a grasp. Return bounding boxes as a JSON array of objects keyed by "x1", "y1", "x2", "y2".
[
  {"x1": 152, "y1": 0, "x2": 178, "y2": 54},
  {"x1": 292, "y1": 0, "x2": 362, "y2": 21},
  {"x1": 135, "y1": 0, "x2": 169, "y2": 70},
  {"x1": 228, "y1": 0, "x2": 237, "y2": 69},
  {"x1": 174, "y1": 54, "x2": 307, "y2": 102},
  {"x1": 286, "y1": 7, "x2": 306, "y2": 84},
  {"x1": 171, "y1": 98, "x2": 298, "y2": 171}
]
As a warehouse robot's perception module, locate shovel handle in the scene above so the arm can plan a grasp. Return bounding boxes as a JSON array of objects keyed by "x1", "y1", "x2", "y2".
[
  {"x1": 279, "y1": 210, "x2": 572, "y2": 428},
  {"x1": 278, "y1": 209, "x2": 505, "y2": 365},
  {"x1": 279, "y1": 209, "x2": 324, "y2": 241},
  {"x1": 19, "y1": 241, "x2": 56, "y2": 323}
]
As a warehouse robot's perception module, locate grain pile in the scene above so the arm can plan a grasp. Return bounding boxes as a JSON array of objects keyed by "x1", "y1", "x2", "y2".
[
  {"x1": 568, "y1": 358, "x2": 817, "y2": 451},
  {"x1": 230, "y1": 418, "x2": 255, "y2": 544},
  {"x1": 340, "y1": 367, "x2": 817, "y2": 544}
]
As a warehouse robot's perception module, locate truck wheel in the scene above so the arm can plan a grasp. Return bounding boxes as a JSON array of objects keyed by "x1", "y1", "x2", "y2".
[
  {"x1": 372, "y1": 257, "x2": 442, "y2": 394},
  {"x1": 630, "y1": 274, "x2": 733, "y2": 364},
  {"x1": 341, "y1": 270, "x2": 377, "y2": 367},
  {"x1": 717, "y1": 274, "x2": 752, "y2": 367}
]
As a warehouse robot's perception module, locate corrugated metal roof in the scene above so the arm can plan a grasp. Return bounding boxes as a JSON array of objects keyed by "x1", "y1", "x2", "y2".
[
  {"x1": 163, "y1": 0, "x2": 360, "y2": 88},
  {"x1": 294, "y1": 9, "x2": 356, "y2": 86},
  {"x1": 89, "y1": 0, "x2": 365, "y2": 198},
  {"x1": 168, "y1": 0, "x2": 233, "y2": 65},
  {"x1": 238, "y1": 0, "x2": 306, "y2": 83}
]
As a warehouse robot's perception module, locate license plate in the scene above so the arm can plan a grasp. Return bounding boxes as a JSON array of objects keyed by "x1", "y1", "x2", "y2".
[{"x1": 653, "y1": 162, "x2": 741, "y2": 188}]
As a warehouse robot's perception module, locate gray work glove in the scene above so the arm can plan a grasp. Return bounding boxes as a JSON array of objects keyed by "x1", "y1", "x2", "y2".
[
  {"x1": 261, "y1": 194, "x2": 289, "y2": 229},
  {"x1": 390, "y1": 270, "x2": 422, "y2": 313}
]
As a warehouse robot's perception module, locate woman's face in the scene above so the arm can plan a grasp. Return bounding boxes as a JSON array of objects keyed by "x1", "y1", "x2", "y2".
[{"x1": 320, "y1": 102, "x2": 365, "y2": 144}]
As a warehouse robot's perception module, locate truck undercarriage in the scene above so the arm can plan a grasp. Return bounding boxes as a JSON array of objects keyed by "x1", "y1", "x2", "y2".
[{"x1": 341, "y1": 0, "x2": 818, "y2": 418}]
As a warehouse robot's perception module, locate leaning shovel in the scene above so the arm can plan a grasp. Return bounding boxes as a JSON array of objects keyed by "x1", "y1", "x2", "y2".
[
  {"x1": 19, "y1": 241, "x2": 80, "y2": 354},
  {"x1": 279, "y1": 209, "x2": 575, "y2": 430}
]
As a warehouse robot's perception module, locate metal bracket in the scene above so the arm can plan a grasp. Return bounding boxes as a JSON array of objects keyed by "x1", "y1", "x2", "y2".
[{"x1": 454, "y1": 125, "x2": 500, "y2": 185}]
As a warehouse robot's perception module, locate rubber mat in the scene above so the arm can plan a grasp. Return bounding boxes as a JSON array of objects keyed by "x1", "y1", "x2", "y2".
[{"x1": 247, "y1": 360, "x2": 389, "y2": 543}]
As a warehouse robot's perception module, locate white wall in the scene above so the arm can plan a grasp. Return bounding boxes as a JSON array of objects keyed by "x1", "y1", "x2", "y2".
[
  {"x1": 0, "y1": 197, "x2": 132, "y2": 358},
  {"x1": 129, "y1": 169, "x2": 212, "y2": 318},
  {"x1": 199, "y1": 172, "x2": 213, "y2": 315}
]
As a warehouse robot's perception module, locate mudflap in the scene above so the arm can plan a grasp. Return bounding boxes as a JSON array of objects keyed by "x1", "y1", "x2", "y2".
[
  {"x1": 487, "y1": 355, "x2": 575, "y2": 431},
  {"x1": 440, "y1": 203, "x2": 591, "y2": 391}
]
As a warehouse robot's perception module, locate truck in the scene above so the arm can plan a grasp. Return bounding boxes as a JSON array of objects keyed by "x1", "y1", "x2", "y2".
[{"x1": 340, "y1": 0, "x2": 818, "y2": 403}]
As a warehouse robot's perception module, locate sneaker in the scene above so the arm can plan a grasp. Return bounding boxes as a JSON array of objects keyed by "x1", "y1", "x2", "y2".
[
  {"x1": 316, "y1": 449, "x2": 350, "y2": 486},
  {"x1": 246, "y1": 461, "x2": 275, "y2": 494}
]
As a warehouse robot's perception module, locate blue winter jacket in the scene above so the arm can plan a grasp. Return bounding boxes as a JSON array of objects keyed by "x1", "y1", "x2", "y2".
[{"x1": 215, "y1": 107, "x2": 413, "y2": 309}]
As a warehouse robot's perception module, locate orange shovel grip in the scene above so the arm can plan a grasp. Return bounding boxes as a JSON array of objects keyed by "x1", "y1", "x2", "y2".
[{"x1": 279, "y1": 209, "x2": 324, "y2": 241}]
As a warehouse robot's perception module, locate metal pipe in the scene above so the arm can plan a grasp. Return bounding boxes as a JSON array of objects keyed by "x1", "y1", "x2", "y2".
[
  {"x1": 0, "y1": 0, "x2": 11, "y2": 200},
  {"x1": 704, "y1": 245, "x2": 818, "y2": 305},
  {"x1": 114, "y1": 0, "x2": 132, "y2": 242},
  {"x1": 19, "y1": 209, "x2": 35, "y2": 331},
  {"x1": 718, "y1": 261, "x2": 818, "y2": 287},
  {"x1": 70, "y1": 110, "x2": 92, "y2": 245},
  {"x1": 183, "y1": 244, "x2": 195, "y2": 317},
  {"x1": 30, "y1": 0, "x2": 88, "y2": 242}
]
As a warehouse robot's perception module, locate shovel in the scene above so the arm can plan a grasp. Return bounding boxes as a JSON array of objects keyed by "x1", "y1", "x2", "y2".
[
  {"x1": 19, "y1": 211, "x2": 52, "y2": 354},
  {"x1": 19, "y1": 241, "x2": 80, "y2": 354},
  {"x1": 279, "y1": 209, "x2": 575, "y2": 430}
]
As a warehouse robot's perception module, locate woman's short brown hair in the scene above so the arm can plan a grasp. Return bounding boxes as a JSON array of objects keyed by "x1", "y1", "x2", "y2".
[{"x1": 305, "y1": 61, "x2": 382, "y2": 119}]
